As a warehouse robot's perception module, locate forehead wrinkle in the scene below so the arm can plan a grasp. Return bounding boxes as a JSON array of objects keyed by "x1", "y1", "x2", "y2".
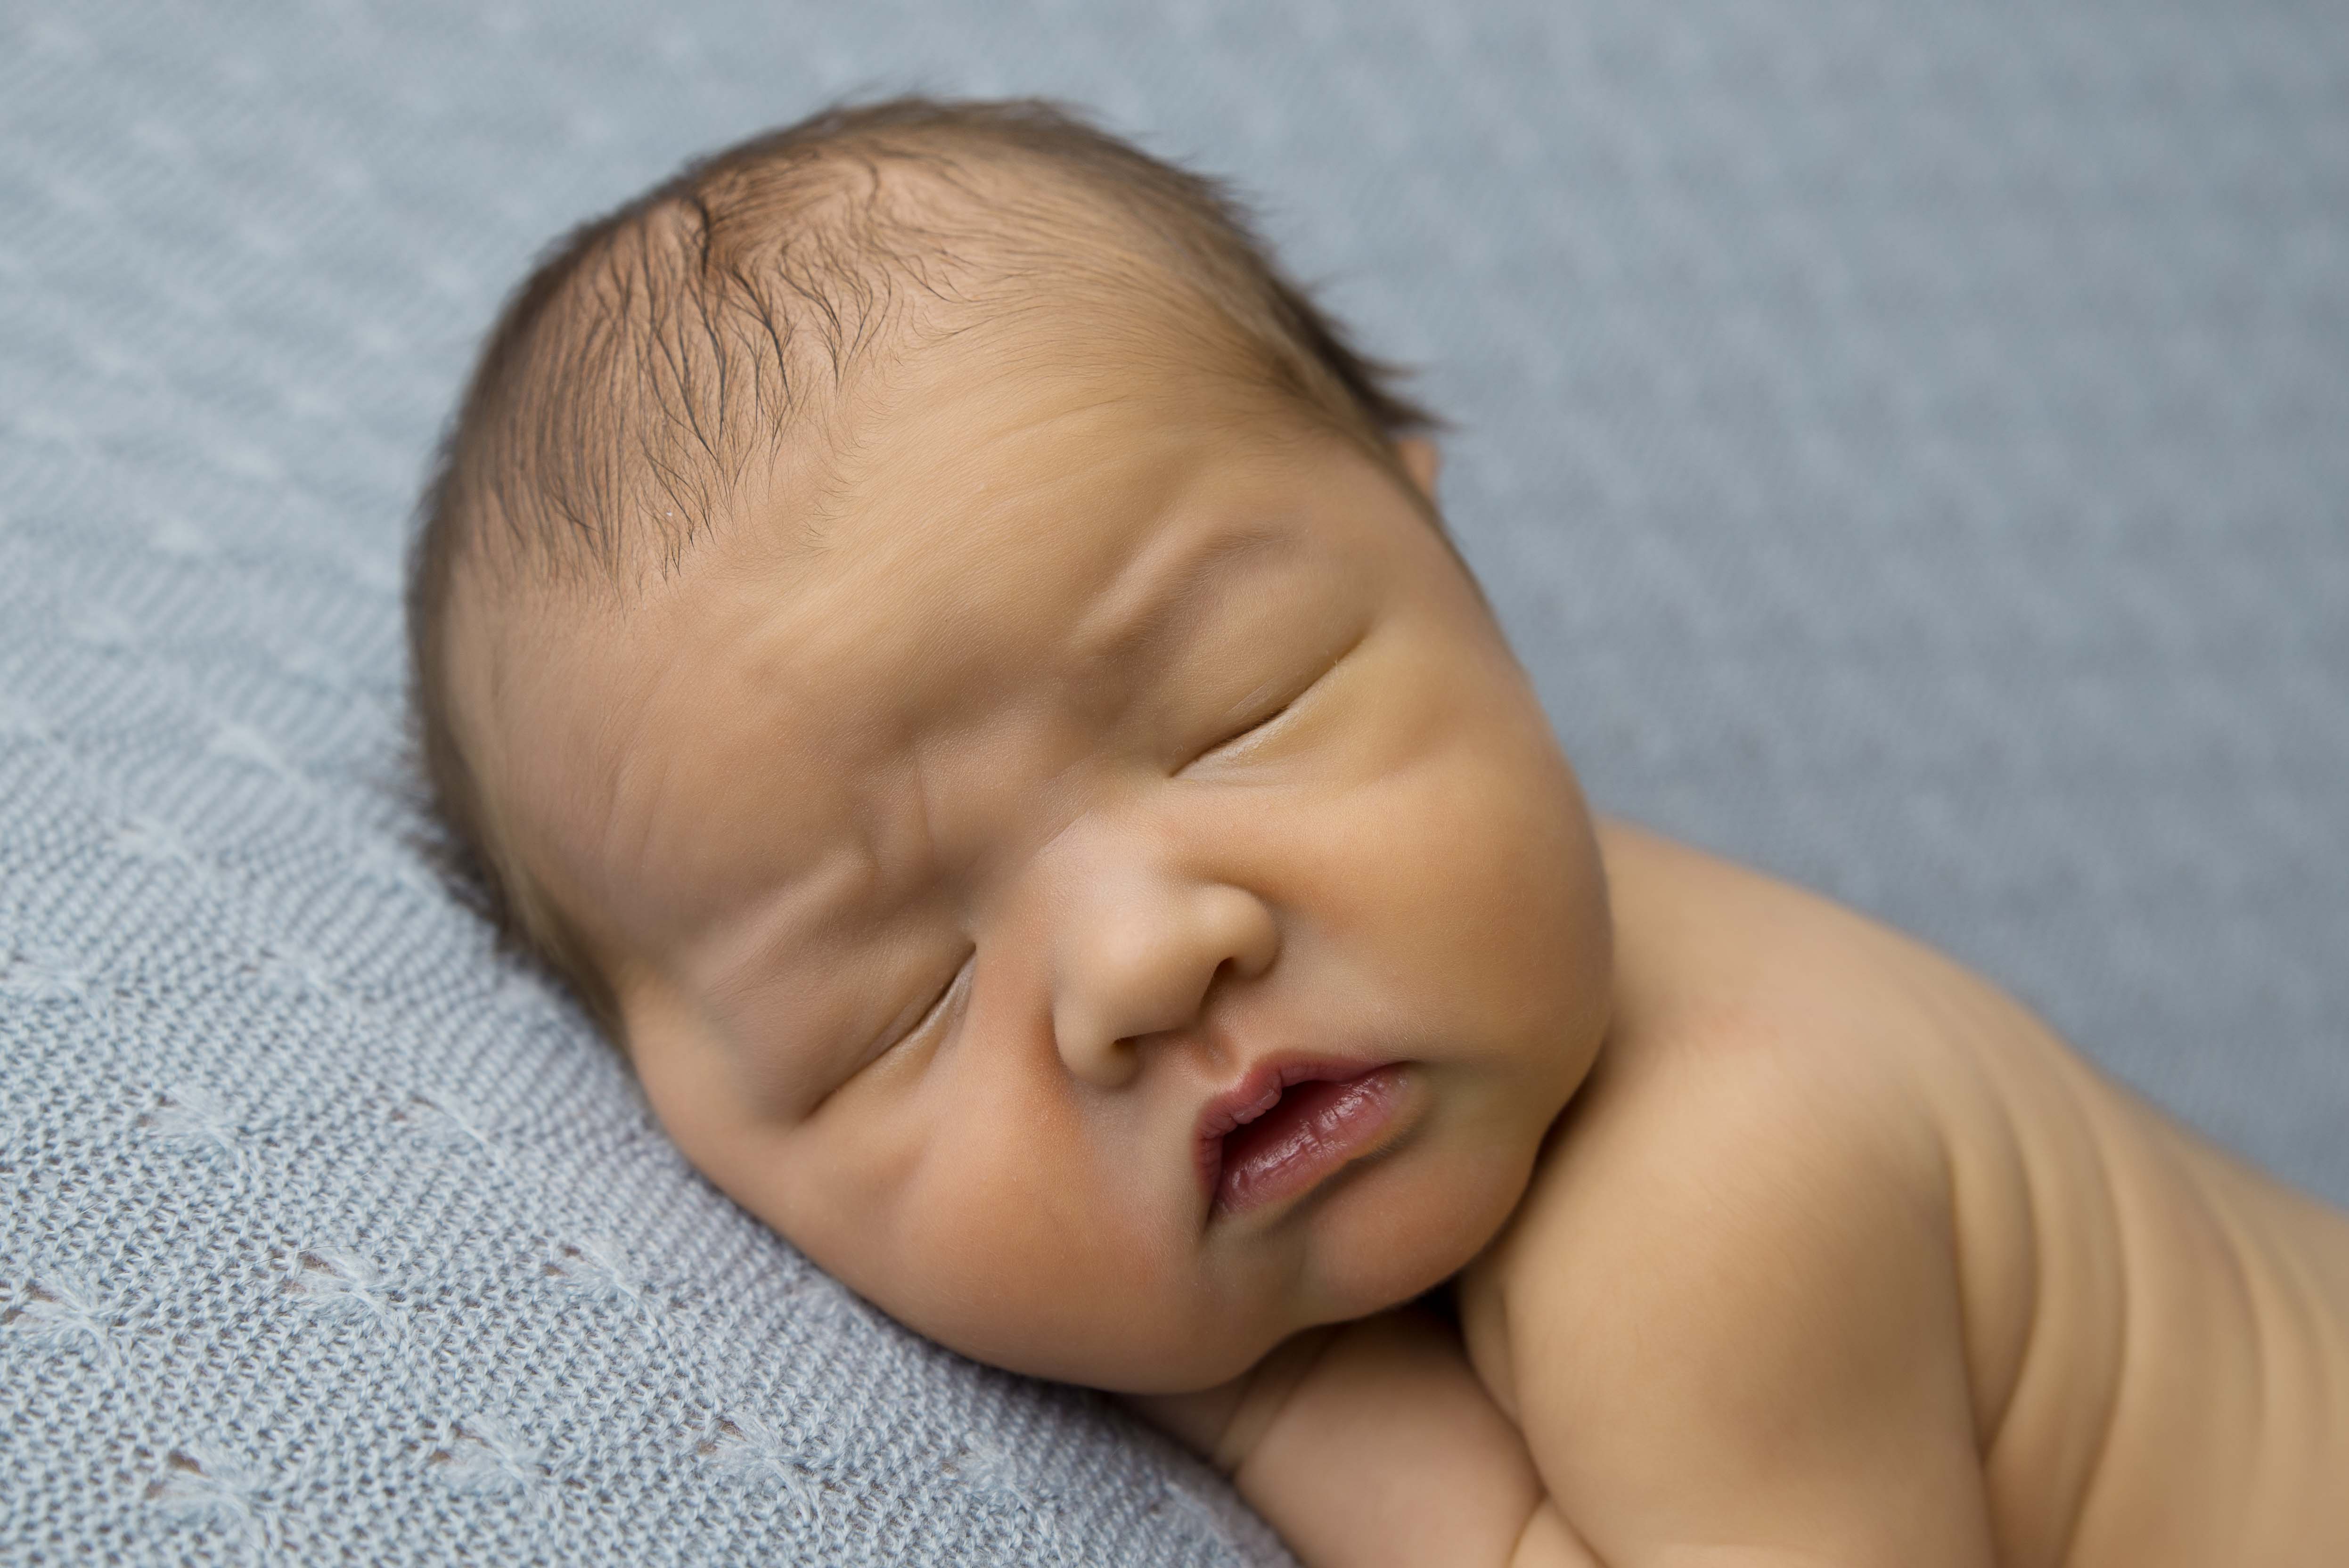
[
  {"x1": 617, "y1": 549, "x2": 982, "y2": 997},
  {"x1": 560, "y1": 555, "x2": 874, "y2": 944},
  {"x1": 647, "y1": 659, "x2": 909, "y2": 1002},
  {"x1": 463, "y1": 589, "x2": 657, "y2": 928},
  {"x1": 689, "y1": 824, "x2": 888, "y2": 1014},
  {"x1": 1073, "y1": 522, "x2": 1294, "y2": 688}
]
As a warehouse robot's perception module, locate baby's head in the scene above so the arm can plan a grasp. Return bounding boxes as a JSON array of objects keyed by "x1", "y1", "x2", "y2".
[{"x1": 408, "y1": 98, "x2": 1612, "y2": 1392}]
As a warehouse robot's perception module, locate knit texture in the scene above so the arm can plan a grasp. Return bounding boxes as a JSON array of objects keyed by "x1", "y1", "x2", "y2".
[{"x1": 4, "y1": 1, "x2": 2346, "y2": 1562}]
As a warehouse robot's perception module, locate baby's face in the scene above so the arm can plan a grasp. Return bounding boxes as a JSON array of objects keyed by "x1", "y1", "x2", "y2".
[{"x1": 465, "y1": 326, "x2": 1612, "y2": 1391}]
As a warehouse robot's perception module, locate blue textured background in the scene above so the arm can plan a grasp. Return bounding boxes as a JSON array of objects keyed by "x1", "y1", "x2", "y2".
[{"x1": 4, "y1": 1, "x2": 2345, "y2": 1562}]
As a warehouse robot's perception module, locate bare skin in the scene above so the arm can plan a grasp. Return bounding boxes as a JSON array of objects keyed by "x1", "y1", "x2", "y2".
[
  {"x1": 447, "y1": 306, "x2": 2349, "y2": 1565},
  {"x1": 1151, "y1": 821, "x2": 2349, "y2": 1567}
]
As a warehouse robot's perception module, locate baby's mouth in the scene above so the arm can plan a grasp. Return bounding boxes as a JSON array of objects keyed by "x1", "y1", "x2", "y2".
[{"x1": 1196, "y1": 1060, "x2": 1411, "y2": 1217}]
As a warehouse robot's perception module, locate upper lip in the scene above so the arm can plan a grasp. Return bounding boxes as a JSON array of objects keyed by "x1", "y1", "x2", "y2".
[{"x1": 1193, "y1": 1055, "x2": 1396, "y2": 1194}]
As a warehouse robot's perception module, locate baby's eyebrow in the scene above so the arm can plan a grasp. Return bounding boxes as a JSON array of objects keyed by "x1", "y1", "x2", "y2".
[{"x1": 1078, "y1": 525, "x2": 1294, "y2": 681}]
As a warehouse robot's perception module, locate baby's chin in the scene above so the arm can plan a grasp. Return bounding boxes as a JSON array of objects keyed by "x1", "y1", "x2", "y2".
[
  {"x1": 835, "y1": 1245, "x2": 1376, "y2": 1396},
  {"x1": 898, "y1": 1167, "x2": 1538, "y2": 1395},
  {"x1": 962, "y1": 1297, "x2": 1335, "y2": 1396}
]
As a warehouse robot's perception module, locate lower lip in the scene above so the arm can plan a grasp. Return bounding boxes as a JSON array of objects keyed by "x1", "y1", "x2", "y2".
[{"x1": 1210, "y1": 1065, "x2": 1412, "y2": 1217}]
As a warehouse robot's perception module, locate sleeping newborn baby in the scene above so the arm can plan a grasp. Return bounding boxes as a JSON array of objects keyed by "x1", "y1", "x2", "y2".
[{"x1": 406, "y1": 98, "x2": 2349, "y2": 1565}]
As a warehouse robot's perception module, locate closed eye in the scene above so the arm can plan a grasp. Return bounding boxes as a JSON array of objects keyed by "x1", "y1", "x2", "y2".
[
  {"x1": 1198, "y1": 690, "x2": 1302, "y2": 758},
  {"x1": 877, "y1": 951, "x2": 972, "y2": 1060},
  {"x1": 1185, "y1": 627, "x2": 1366, "y2": 768},
  {"x1": 801, "y1": 952, "x2": 973, "y2": 1122}
]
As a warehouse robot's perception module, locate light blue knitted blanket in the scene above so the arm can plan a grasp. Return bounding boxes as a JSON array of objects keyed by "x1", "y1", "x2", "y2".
[{"x1": 5, "y1": 2, "x2": 2345, "y2": 1562}]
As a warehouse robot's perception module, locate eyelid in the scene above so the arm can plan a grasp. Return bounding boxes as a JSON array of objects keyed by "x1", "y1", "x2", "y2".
[
  {"x1": 878, "y1": 949, "x2": 973, "y2": 1059},
  {"x1": 797, "y1": 949, "x2": 971, "y2": 1125},
  {"x1": 1187, "y1": 626, "x2": 1366, "y2": 766},
  {"x1": 1214, "y1": 692, "x2": 1302, "y2": 751}
]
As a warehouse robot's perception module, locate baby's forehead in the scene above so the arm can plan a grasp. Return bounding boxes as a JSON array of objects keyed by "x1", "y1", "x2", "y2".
[
  {"x1": 658, "y1": 351, "x2": 1337, "y2": 714},
  {"x1": 472, "y1": 352, "x2": 1342, "y2": 897},
  {"x1": 494, "y1": 256, "x2": 1409, "y2": 883}
]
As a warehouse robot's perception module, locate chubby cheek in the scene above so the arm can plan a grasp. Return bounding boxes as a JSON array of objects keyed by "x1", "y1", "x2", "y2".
[
  {"x1": 806, "y1": 1075, "x2": 1228, "y2": 1389},
  {"x1": 1334, "y1": 732, "x2": 1607, "y2": 1059},
  {"x1": 1271, "y1": 682, "x2": 1608, "y2": 1309},
  {"x1": 1443, "y1": 724, "x2": 1604, "y2": 1037}
]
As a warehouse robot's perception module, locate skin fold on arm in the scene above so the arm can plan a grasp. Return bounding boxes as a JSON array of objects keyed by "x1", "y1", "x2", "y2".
[{"x1": 1125, "y1": 1308, "x2": 1598, "y2": 1568}]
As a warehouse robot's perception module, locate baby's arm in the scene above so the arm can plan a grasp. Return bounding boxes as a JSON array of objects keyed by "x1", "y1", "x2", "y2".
[
  {"x1": 1128, "y1": 1308, "x2": 1596, "y2": 1568},
  {"x1": 1136, "y1": 1027, "x2": 2004, "y2": 1567},
  {"x1": 1494, "y1": 1024, "x2": 2003, "y2": 1568}
]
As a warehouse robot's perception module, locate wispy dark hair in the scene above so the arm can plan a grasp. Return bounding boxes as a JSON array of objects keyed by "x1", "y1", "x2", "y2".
[{"x1": 405, "y1": 95, "x2": 1439, "y2": 1031}]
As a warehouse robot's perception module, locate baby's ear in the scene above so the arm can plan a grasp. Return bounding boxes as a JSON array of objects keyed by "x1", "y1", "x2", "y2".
[{"x1": 1394, "y1": 435, "x2": 1441, "y2": 503}]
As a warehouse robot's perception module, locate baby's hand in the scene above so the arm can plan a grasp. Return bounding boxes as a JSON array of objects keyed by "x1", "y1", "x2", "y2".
[{"x1": 1123, "y1": 1311, "x2": 1594, "y2": 1567}]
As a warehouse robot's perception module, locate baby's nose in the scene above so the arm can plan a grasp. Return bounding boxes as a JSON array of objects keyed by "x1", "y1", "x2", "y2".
[{"x1": 1050, "y1": 867, "x2": 1279, "y2": 1089}]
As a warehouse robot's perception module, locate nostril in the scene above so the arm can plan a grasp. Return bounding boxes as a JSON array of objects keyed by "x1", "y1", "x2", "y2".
[
  {"x1": 1051, "y1": 878, "x2": 1277, "y2": 1081},
  {"x1": 1206, "y1": 944, "x2": 1268, "y2": 1004}
]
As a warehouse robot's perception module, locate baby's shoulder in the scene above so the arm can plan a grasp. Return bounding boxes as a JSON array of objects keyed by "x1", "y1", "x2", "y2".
[
  {"x1": 1466, "y1": 823, "x2": 2349, "y2": 1563},
  {"x1": 1460, "y1": 821, "x2": 1999, "y2": 1428},
  {"x1": 1449, "y1": 829, "x2": 2019, "y2": 1558},
  {"x1": 1462, "y1": 996, "x2": 1955, "y2": 1422},
  {"x1": 1464, "y1": 934, "x2": 1956, "y2": 1337},
  {"x1": 1521, "y1": 817, "x2": 1973, "y2": 1199}
]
